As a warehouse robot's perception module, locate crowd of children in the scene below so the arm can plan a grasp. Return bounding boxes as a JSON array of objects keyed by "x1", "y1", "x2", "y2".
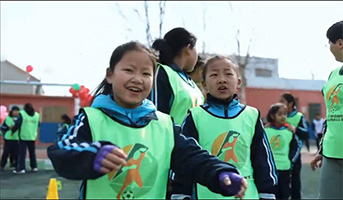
[{"x1": 45, "y1": 20, "x2": 342, "y2": 200}]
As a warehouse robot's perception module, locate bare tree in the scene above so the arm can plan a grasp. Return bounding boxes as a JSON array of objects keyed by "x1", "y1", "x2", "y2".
[
  {"x1": 144, "y1": 0, "x2": 152, "y2": 46},
  {"x1": 159, "y1": 0, "x2": 166, "y2": 38},
  {"x1": 229, "y1": 2, "x2": 255, "y2": 104},
  {"x1": 235, "y1": 29, "x2": 253, "y2": 104},
  {"x1": 202, "y1": 5, "x2": 207, "y2": 54}
]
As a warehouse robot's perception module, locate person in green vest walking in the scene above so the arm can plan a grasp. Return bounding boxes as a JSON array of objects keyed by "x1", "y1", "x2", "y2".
[
  {"x1": 265, "y1": 103, "x2": 300, "y2": 200},
  {"x1": 47, "y1": 41, "x2": 248, "y2": 199},
  {"x1": 149, "y1": 27, "x2": 205, "y2": 126},
  {"x1": 0, "y1": 106, "x2": 20, "y2": 171},
  {"x1": 279, "y1": 92, "x2": 309, "y2": 200},
  {"x1": 11, "y1": 103, "x2": 40, "y2": 174},
  {"x1": 310, "y1": 20, "x2": 343, "y2": 199},
  {"x1": 171, "y1": 55, "x2": 278, "y2": 200}
]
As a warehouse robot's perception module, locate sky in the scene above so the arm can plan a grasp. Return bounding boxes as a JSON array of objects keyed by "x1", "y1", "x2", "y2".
[{"x1": 1, "y1": 1, "x2": 343, "y2": 96}]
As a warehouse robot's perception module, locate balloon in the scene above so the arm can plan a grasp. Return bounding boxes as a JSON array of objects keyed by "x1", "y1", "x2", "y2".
[
  {"x1": 72, "y1": 83, "x2": 80, "y2": 91},
  {"x1": 26, "y1": 65, "x2": 33, "y2": 73},
  {"x1": 80, "y1": 98, "x2": 88, "y2": 107},
  {"x1": 0, "y1": 105, "x2": 8, "y2": 123},
  {"x1": 69, "y1": 87, "x2": 75, "y2": 94},
  {"x1": 85, "y1": 88, "x2": 90, "y2": 94}
]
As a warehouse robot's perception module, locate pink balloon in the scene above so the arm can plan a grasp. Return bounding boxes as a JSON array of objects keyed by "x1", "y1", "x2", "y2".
[
  {"x1": 0, "y1": 105, "x2": 8, "y2": 122},
  {"x1": 0, "y1": 105, "x2": 7, "y2": 114},
  {"x1": 26, "y1": 65, "x2": 33, "y2": 73}
]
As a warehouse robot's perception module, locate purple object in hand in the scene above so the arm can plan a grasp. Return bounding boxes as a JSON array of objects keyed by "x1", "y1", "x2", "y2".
[
  {"x1": 93, "y1": 145, "x2": 117, "y2": 173},
  {"x1": 219, "y1": 172, "x2": 243, "y2": 196}
]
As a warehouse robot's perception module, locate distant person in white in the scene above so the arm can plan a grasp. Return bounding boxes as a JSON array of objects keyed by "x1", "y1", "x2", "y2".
[{"x1": 312, "y1": 113, "x2": 325, "y2": 151}]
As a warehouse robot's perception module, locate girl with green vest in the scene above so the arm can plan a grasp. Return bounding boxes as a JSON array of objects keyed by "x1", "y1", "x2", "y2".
[
  {"x1": 171, "y1": 55, "x2": 278, "y2": 200},
  {"x1": 47, "y1": 41, "x2": 248, "y2": 199},
  {"x1": 11, "y1": 103, "x2": 40, "y2": 174},
  {"x1": 310, "y1": 20, "x2": 343, "y2": 199},
  {"x1": 265, "y1": 103, "x2": 299, "y2": 200},
  {"x1": 149, "y1": 27, "x2": 205, "y2": 125},
  {"x1": 279, "y1": 92, "x2": 309, "y2": 200},
  {"x1": 0, "y1": 106, "x2": 20, "y2": 171}
]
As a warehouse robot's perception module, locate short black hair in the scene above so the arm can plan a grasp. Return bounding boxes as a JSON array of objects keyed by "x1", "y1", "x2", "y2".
[{"x1": 326, "y1": 21, "x2": 343, "y2": 43}]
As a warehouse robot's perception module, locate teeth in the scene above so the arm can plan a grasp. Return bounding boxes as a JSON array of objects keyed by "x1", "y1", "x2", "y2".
[
  {"x1": 128, "y1": 87, "x2": 141, "y2": 92},
  {"x1": 219, "y1": 86, "x2": 226, "y2": 90}
]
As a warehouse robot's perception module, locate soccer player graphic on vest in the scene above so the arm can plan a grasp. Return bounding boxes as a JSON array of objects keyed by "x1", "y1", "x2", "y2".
[
  {"x1": 114, "y1": 144, "x2": 148, "y2": 199},
  {"x1": 327, "y1": 84, "x2": 342, "y2": 111},
  {"x1": 270, "y1": 135, "x2": 282, "y2": 150},
  {"x1": 217, "y1": 131, "x2": 240, "y2": 163}
]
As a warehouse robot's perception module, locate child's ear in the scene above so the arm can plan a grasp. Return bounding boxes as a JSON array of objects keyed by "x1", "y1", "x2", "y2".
[
  {"x1": 105, "y1": 68, "x2": 113, "y2": 84},
  {"x1": 184, "y1": 44, "x2": 192, "y2": 56},
  {"x1": 237, "y1": 77, "x2": 242, "y2": 88},
  {"x1": 338, "y1": 39, "x2": 343, "y2": 48}
]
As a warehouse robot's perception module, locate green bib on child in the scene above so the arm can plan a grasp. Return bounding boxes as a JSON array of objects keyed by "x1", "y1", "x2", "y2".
[
  {"x1": 190, "y1": 106, "x2": 259, "y2": 199},
  {"x1": 84, "y1": 107, "x2": 175, "y2": 199}
]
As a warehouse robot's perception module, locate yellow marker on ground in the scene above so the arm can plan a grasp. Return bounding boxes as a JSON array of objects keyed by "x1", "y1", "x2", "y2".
[{"x1": 46, "y1": 178, "x2": 59, "y2": 199}]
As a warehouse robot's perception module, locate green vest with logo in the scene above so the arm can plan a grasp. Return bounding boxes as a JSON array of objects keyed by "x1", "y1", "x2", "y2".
[
  {"x1": 3, "y1": 116, "x2": 19, "y2": 140},
  {"x1": 84, "y1": 107, "x2": 175, "y2": 199},
  {"x1": 322, "y1": 67, "x2": 343, "y2": 158},
  {"x1": 190, "y1": 106, "x2": 259, "y2": 199},
  {"x1": 19, "y1": 110, "x2": 40, "y2": 141},
  {"x1": 265, "y1": 127, "x2": 293, "y2": 170},
  {"x1": 286, "y1": 112, "x2": 302, "y2": 128},
  {"x1": 159, "y1": 64, "x2": 204, "y2": 125}
]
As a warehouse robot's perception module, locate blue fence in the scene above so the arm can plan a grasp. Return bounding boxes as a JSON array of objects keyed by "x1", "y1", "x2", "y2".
[{"x1": 39, "y1": 122, "x2": 59, "y2": 143}]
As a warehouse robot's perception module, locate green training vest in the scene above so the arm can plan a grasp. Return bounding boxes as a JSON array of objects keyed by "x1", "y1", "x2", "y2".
[
  {"x1": 286, "y1": 112, "x2": 302, "y2": 128},
  {"x1": 19, "y1": 110, "x2": 40, "y2": 141},
  {"x1": 265, "y1": 127, "x2": 293, "y2": 170},
  {"x1": 3, "y1": 116, "x2": 19, "y2": 140},
  {"x1": 322, "y1": 67, "x2": 343, "y2": 158},
  {"x1": 191, "y1": 106, "x2": 259, "y2": 199},
  {"x1": 84, "y1": 107, "x2": 175, "y2": 199},
  {"x1": 159, "y1": 64, "x2": 204, "y2": 125}
]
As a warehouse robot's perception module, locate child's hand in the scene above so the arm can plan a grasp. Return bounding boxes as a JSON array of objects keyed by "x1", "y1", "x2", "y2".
[
  {"x1": 310, "y1": 154, "x2": 323, "y2": 171},
  {"x1": 287, "y1": 125, "x2": 296, "y2": 133},
  {"x1": 93, "y1": 145, "x2": 127, "y2": 174},
  {"x1": 219, "y1": 172, "x2": 248, "y2": 199}
]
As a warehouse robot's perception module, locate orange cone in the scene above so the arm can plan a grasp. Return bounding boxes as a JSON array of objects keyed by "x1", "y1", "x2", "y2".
[{"x1": 46, "y1": 178, "x2": 59, "y2": 199}]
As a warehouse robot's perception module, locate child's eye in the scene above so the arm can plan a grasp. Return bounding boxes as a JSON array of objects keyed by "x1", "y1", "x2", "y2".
[
  {"x1": 226, "y1": 73, "x2": 233, "y2": 76},
  {"x1": 123, "y1": 68, "x2": 133, "y2": 72},
  {"x1": 210, "y1": 73, "x2": 217, "y2": 77},
  {"x1": 143, "y1": 72, "x2": 152, "y2": 76}
]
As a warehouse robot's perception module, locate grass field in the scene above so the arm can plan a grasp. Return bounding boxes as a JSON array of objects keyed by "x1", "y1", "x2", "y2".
[{"x1": 0, "y1": 163, "x2": 321, "y2": 199}]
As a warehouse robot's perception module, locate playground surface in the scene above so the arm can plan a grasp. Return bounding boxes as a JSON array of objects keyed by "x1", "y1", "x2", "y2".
[{"x1": 0, "y1": 143, "x2": 322, "y2": 199}]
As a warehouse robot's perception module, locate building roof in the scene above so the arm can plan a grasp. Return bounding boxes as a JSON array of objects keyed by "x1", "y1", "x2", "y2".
[{"x1": 1, "y1": 60, "x2": 40, "y2": 81}]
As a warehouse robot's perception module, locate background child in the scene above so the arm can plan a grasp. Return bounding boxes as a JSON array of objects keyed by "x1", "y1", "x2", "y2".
[
  {"x1": 310, "y1": 20, "x2": 343, "y2": 199},
  {"x1": 56, "y1": 114, "x2": 72, "y2": 140},
  {"x1": 311, "y1": 113, "x2": 325, "y2": 151},
  {"x1": 149, "y1": 27, "x2": 204, "y2": 125},
  {"x1": 187, "y1": 55, "x2": 207, "y2": 97},
  {"x1": 47, "y1": 41, "x2": 248, "y2": 199},
  {"x1": 265, "y1": 103, "x2": 299, "y2": 200},
  {"x1": 172, "y1": 55, "x2": 278, "y2": 199},
  {"x1": 0, "y1": 106, "x2": 20, "y2": 171},
  {"x1": 279, "y1": 92, "x2": 309, "y2": 200}
]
